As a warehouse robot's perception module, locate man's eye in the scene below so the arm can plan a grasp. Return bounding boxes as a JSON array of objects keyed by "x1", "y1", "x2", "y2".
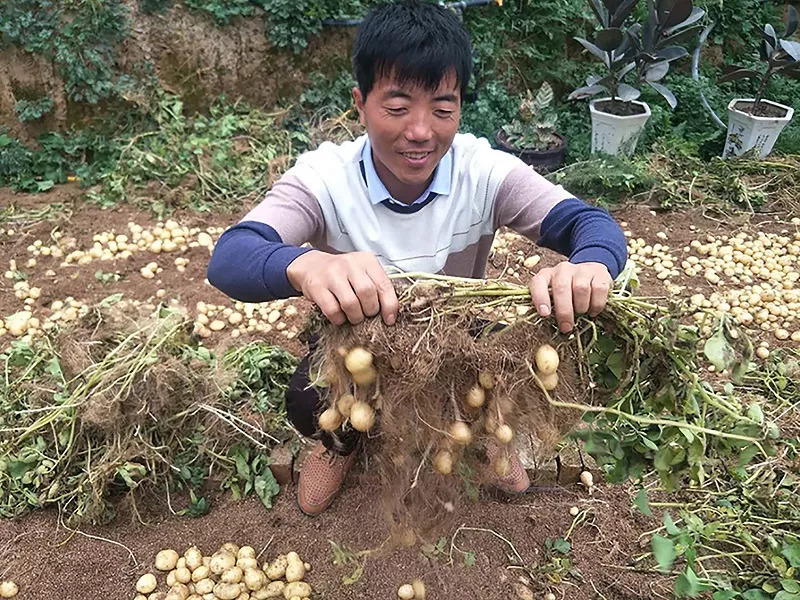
[
  {"x1": 386, "y1": 107, "x2": 407, "y2": 115},
  {"x1": 436, "y1": 110, "x2": 454, "y2": 118}
]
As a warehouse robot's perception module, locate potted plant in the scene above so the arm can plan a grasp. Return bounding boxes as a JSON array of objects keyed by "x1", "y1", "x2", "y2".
[
  {"x1": 717, "y1": 6, "x2": 799, "y2": 159},
  {"x1": 495, "y1": 82, "x2": 566, "y2": 173},
  {"x1": 569, "y1": 0, "x2": 704, "y2": 157}
]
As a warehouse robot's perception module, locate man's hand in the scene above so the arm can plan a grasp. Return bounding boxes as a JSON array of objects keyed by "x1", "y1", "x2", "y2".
[
  {"x1": 529, "y1": 261, "x2": 612, "y2": 333},
  {"x1": 287, "y1": 250, "x2": 399, "y2": 326}
]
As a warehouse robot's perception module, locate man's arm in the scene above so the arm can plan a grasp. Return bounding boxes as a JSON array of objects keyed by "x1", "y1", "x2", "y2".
[
  {"x1": 494, "y1": 164, "x2": 628, "y2": 332},
  {"x1": 207, "y1": 171, "x2": 398, "y2": 325}
]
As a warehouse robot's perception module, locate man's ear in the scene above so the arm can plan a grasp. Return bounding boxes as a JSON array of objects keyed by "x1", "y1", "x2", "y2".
[{"x1": 352, "y1": 86, "x2": 367, "y2": 127}]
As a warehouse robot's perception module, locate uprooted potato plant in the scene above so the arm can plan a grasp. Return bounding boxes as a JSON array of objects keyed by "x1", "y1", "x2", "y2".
[
  {"x1": 0, "y1": 298, "x2": 298, "y2": 525},
  {"x1": 306, "y1": 271, "x2": 776, "y2": 539}
]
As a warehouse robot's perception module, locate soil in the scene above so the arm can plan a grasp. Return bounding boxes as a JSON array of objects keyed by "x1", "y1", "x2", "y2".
[
  {"x1": 734, "y1": 100, "x2": 790, "y2": 119},
  {"x1": 1, "y1": 183, "x2": 798, "y2": 599},
  {"x1": 0, "y1": 475, "x2": 669, "y2": 600},
  {"x1": 594, "y1": 100, "x2": 647, "y2": 117}
]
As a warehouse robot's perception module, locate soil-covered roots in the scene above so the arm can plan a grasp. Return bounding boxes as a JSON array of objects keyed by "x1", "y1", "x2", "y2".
[
  {"x1": 306, "y1": 274, "x2": 772, "y2": 538},
  {"x1": 0, "y1": 299, "x2": 297, "y2": 524}
]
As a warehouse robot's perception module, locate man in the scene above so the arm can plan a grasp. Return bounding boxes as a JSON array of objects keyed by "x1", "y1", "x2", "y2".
[{"x1": 207, "y1": 0, "x2": 627, "y2": 516}]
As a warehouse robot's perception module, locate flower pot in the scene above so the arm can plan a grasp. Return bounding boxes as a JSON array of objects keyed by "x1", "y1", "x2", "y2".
[
  {"x1": 589, "y1": 98, "x2": 651, "y2": 157},
  {"x1": 494, "y1": 130, "x2": 567, "y2": 173},
  {"x1": 722, "y1": 98, "x2": 794, "y2": 159}
]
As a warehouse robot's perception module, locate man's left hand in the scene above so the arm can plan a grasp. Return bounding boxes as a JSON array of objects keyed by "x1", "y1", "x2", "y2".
[{"x1": 528, "y1": 261, "x2": 613, "y2": 333}]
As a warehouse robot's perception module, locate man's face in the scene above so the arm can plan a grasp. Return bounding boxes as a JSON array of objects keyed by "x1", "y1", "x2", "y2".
[{"x1": 353, "y1": 72, "x2": 461, "y2": 202}]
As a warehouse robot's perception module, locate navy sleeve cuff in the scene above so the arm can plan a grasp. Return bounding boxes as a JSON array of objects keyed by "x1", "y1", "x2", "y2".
[
  {"x1": 570, "y1": 247, "x2": 620, "y2": 276},
  {"x1": 262, "y1": 244, "x2": 313, "y2": 298}
]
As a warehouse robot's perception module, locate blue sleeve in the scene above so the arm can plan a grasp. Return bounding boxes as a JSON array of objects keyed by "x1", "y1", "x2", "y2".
[
  {"x1": 538, "y1": 198, "x2": 627, "y2": 279},
  {"x1": 206, "y1": 221, "x2": 312, "y2": 302}
]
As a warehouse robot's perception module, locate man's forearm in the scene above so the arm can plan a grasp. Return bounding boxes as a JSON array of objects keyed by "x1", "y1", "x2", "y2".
[{"x1": 206, "y1": 221, "x2": 312, "y2": 303}]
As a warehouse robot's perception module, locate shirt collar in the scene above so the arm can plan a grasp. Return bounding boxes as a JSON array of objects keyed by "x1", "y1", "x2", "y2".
[{"x1": 361, "y1": 137, "x2": 452, "y2": 206}]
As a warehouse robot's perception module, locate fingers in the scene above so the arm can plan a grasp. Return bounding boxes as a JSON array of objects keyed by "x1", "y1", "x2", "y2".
[
  {"x1": 365, "y1": 260, "x2": 399, "y2": 325},
  {"x1": 529, "y1": 268, "x2": 553, "y2": 318},
  {"x1": 311, "y1": 287, "x2": 347, "y2": 326},
  {"x1": 348, "y1": 269, "x2": 380, "y2": 319},
  {"x1": 589, "y1": 273, "x2": 612, "y2": 317},
  {"x1": 572, "y1": 272, "x2": 593, "y2": 316},
  {"x1": 329, "y1": 277, "x2": 365, "y2": 325},
  {"x1": 550, "y1": 266, "x2": 575, "y2": 333}
]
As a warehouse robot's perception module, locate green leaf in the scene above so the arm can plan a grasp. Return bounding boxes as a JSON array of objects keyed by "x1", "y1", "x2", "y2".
[
  {"x1": 463, "y1": 551, "x2": 476, "y2": 567},
  {"x1": 747, "y1": 403, "x2": 764, "y2": 425},
  {"x1": 742, "y1": 590, "x2": 773, "y2": 600},
  {"x1": 254, "y1": 469, "x2": 280, "y2": 509},
  {"x1": 664, "y1": 512, "x2": 680, "y2": 536},
  {"x1": 774, "y1": 592, "x2": 800, "y2": 600},
  {"x1": 674, "y1": 565, "x2": 712, "y2": 597},
  {"x1": 713, "y1": 592, "x2": 738, "y2": 600},
  {"x1": 605, "y1": 351, "x2": 625, "y2": 379},
  {"x1": 782, "y1": 543, "x2": 800, "y2": 567},
  {"x1": 552, "y1": 538, "x2": 571, "y2": 554},
  {"x1": 652, "y1": 534, "x2": 676, "y2": 572},
  {"x1": 781, "y1": 580, "x2": 800, "y2": 593},
  {"x1": 634, "y1": 488, "x2": 652, "y2": 516},
  {"x1": 703, "y1": 327, "x2": 735, "y2": 370},
  {"x1": 738, "y1": 444, "x2": 760, "y2": 467}
]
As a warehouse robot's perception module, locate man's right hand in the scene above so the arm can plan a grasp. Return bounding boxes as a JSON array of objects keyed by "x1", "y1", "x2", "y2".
[{"x1": 286, "y1": 250, "x2": 399, "y2": 326}]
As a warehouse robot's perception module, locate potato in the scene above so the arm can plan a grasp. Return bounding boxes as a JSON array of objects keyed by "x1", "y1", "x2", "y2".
[
  {"x1": 538, "y1": 371, "x2": 558, "y2": 391},
  {"x1": 351, "y1": 365, "x2": 377, "y2": 386},
  {"x1": 221, "y1": 543, "x2": 240, "y2": 556},
  {"x1": 185, "y1": 546, "x2": 203, "y2": 571},
  {"x1": 149, "y1": 594, "x2": 167, "y2": 600},
  {"x1": 398, "y1": 584, "x2": 415, "y2": 599},
  {"x1": 478, "y1": 370, "x2": 495, "y2": 389},
  {"x1": 156, "y1": 548, "x2": 180, "y2": 571},
  {"x1": 191, "y1": 566, "x2": 210, "y2": 583},
  {"x1": 167, "y1": 571, "x2": 178, "y2": 587},
  {"x1": 412, "y1": 579, "x2": 426, "y2": 599},
  {"x1": 210, "y1": 552, "x2": 236, "y2": 575},
  {"x1": 336, "y1": 393, "x2": 356, "y2": 417},
  {"x1": 244, "y1": 568, "x2": 266, "y2": 591},
  {"x1": 136, "y1": 596, "x2": 148, "y2": 600},
  {"x1": 222, "y1": 566, "x2": 244, "y2": 584},
  {"x1": 465, "y1": 385, "x2": 485, "y2": 408},
  {"x1": 265, "y1": 555, "x2": 288, "y2": 580},
  {"x1": 177, "y1": 557, "x2": 187, "y2": 570},
  {"x1": 262, "y1": 581, "x2": 285, "y2": 598},
  {"x1": 494, "y1": 424, "x2": 513, "y2": 444},
  {"x1": 0, "y1": 581, "x2": 18, "y2": 598},
  {"x1": 186, "y1": 595, "x2": 203, "y2": 600},
  {"x1": 167, "y1": 583, "x2": 190, "y2": 600},
  {"x1": 318, "y1": 407, "x2": 343, "y2": 432},
  {"x1": 175, "y1": 567, "x2": 192, "y2": 584},
  {"x1": 535, "y1": 344, "x2": 559, "y2": 375},
  {"x1": 494, "y1": 455, "x2": 511, "y2": 477},
  {"x1": 285, "y1": 552, "x2": 305, "y2": 583},
  {"x1": 349, "y1": 402, "x2": 375, "y2": 432},
  {"x1": 449, "y1": 421, "x2": 472, "y2": 445},
  {"x1": 237, "y1": 557, "x2": 258, "y2": 571},
  {"x1": 195, "y1": 578, "x2": 215, "y2": 595},
  {"x1": 203, "y1": 594, "x2": 216, "y2": 600},
  {"x1": 433, "y1": 450, "x2": 453, "y2": 475},
  {"x1": 344, "y1": 346, "x2": 373, "y2": 374},
  {"x1": 214, "y1": 582, "x2": 241, "y2": 600},
  {"x1": 237, "y1": 546, "x2": 256, "y2": 560},
  {"x1": 137, "y1": 573, "x2": 158, "y2": 594},
  {"x1": 238, "y1": 593, "x2": 251, "y2": 600},
  {"x1": 282, "y1": 582, "x2": 312, "y2": 599}
]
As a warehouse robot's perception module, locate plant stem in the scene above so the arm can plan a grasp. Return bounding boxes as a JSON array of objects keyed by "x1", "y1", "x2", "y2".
[{"x1": 752, "y1": 67, "x2": 774, "y2": 115}]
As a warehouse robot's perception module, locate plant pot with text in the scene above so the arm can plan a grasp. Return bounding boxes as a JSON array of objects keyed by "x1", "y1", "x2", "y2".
[{"x1": 589, "y1": 97, "x2": 651, "y2": 157}]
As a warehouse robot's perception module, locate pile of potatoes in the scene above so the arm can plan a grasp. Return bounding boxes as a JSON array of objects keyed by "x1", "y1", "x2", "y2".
[{"x1": 134, "y1": 543, "x2": 312, "y2": 600}]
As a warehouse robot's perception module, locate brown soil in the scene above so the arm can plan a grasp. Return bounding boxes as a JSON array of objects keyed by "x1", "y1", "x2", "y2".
[
  {"x1": 734, "y1": 100, "x2": 789, "y2": 119},
  {"x1": 594, "y1": 100, "x2": 647, "y2": 117},
  {"x1": 0, "y1": 475, "x2": 669, "y2": 600}
]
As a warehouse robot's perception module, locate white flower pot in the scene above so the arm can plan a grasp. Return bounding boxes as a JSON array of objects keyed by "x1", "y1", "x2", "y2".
[
  {"x1": 589, "y1": 98, "x2": 651, "y2": 157},
  {"x1": 722, "y1": 98, "x2": 794, "y2": 159}
]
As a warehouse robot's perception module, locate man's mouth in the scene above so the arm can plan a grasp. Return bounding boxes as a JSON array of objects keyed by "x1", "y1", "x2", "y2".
[{"x1": 400, "y1": 150, "x2": 433, "y2": 160}]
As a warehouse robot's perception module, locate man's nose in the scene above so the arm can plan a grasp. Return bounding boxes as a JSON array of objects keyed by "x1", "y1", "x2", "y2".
[{"x1": 404, "y1": 113, "x2": 433, "y2": 143}]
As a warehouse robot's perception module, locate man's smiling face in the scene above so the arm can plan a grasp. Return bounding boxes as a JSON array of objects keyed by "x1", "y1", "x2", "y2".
[{"x1": 353, "y1": 71, "x2": 461, "y2": 203}]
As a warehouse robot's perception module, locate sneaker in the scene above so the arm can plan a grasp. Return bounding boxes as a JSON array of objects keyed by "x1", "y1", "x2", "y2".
[
  {"x1": 297, "y1": 441, "x2": 357, "y2": 516},
  {"x1": 485, "y1": 438, "x2": 530, "y2": 494}
]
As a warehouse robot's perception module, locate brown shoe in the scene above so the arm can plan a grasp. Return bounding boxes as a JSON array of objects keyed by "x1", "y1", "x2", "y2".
[
  {"x1": 297, "y1": 441, "x2": 357, "y2": 516},
  {"x1": 485, "y1": 438, "x2": 530, "y2": 493}
]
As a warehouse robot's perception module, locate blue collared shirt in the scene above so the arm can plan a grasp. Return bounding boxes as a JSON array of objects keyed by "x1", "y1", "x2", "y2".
[{"x1": 361, "y1": 138, "x2": 452, "y2": 207}]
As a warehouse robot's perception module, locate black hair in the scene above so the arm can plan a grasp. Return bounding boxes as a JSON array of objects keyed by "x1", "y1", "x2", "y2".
[{"x1": 352, "y1": 1, "x2": 473, "y2": 101}]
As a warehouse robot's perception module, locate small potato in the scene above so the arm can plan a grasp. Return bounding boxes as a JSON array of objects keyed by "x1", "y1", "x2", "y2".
[
  {"x1": 238, "y1": 593, "x2": 251, "y2": 600},
  {"x1": 137, "y1": 573, "x2": 158, "y2": 594},
  {"x1": 449, "y1": 421, "x2": 472, "y2": 445},
  {"x1": 167, "y1": 571, "x2": 178, "y2": 587},
  {"x1": 535, "y1": 344, "x2": 559, "y2": 375},
  {"x1": 149, "y1": 594, "x2": 167, "y2": 600},
  {"x1": 398, "y1": 584, "x2": 415, "y2": 599},
  {"x1": 336, "y1": 393, "x2": 356, "y2": 417},
  {"x1": 478, "y1": 370, "x2": 495, "y2": 389},
  {"x1": 136, "y1": 596, "x2": 148, "y2": 600},
  {"x1": 433, "y1": 450, "x2": 453, "y2": 475},
  {"x1": 237, "y1": 546, "x2": 256, "y2": 560},
  {"x1": 156, "y1": 548, "x2": 180, "y2": 571},
  {"x1": 168, "y1": 583, "x2": 190, "y2": 600},
  {"x1": 192, "y1": 566, "x2": 210, "y2": 582},
  {"x1": 282, "y1": 582, "x2": 312, "y2": 599},
  {"x1": 318, "y1": 407, "x2": 343, "y2": 432},
  {"x1": 175, "y1": 567, "x2": 192, "y2": 584},
  {"x1": 285, "y1": 552, "x2": 305, "y2": 583},
  {"x1": 344, "y1": 346, "x2": 373, "y2": 374},
  {"x1": 244, "y1": 568, "x2": 266, "y2": 591},
  {"x1": 411, "y1": 579, "x2": 426, "y2": 599},
  {"x1": 251, "y1": 590, "x2": 271, "y2": 600},
  {"x1": 195, "y1": 579, "x2": 215, "y2": 595},
  {"x1": 177, "y1": 557, "x2": 187, "y2": 569},
  {"x1": 210, "y1": 552, "x2": 236, "y2": 575},
  {"x1": 349, "y1": 402, "x2": 375, "y2": 432},
  {"x1": 185, "y1": 546, "x2": 204, "y2": 571},
  {"x1": 221, "y1": 542, "x2": 240, "y2": 556},
  {"x1": 261, "y1": 580, "x2": 285, "y2": 598},
  {"x1": 494, "y1": 424, "x2": 513, "y2": 444},
  {"x1": 222, "y1": 566, "x2": 244, "y2": 584},
  {"x1": 237, "y1": 557, "x2": 258, "y2": 571},
  {"x1": 538, "y1": 371, "x2": 558, "y2": 391},
  {"x1": 186, "y1": 596, "x2": 203, "y2": 600},
  {"x1": 465, "y1": 385, "x2": 485, "y2": 408},
  {"x1": 265, "y1": 555, "x2": 288, "y2": 580},
  {"x1": 214, "y1": 582, "x2": 241, "y2": 600},
  {"x1": 351, "y1": 365, "x2": 377, "y2": 386}
]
